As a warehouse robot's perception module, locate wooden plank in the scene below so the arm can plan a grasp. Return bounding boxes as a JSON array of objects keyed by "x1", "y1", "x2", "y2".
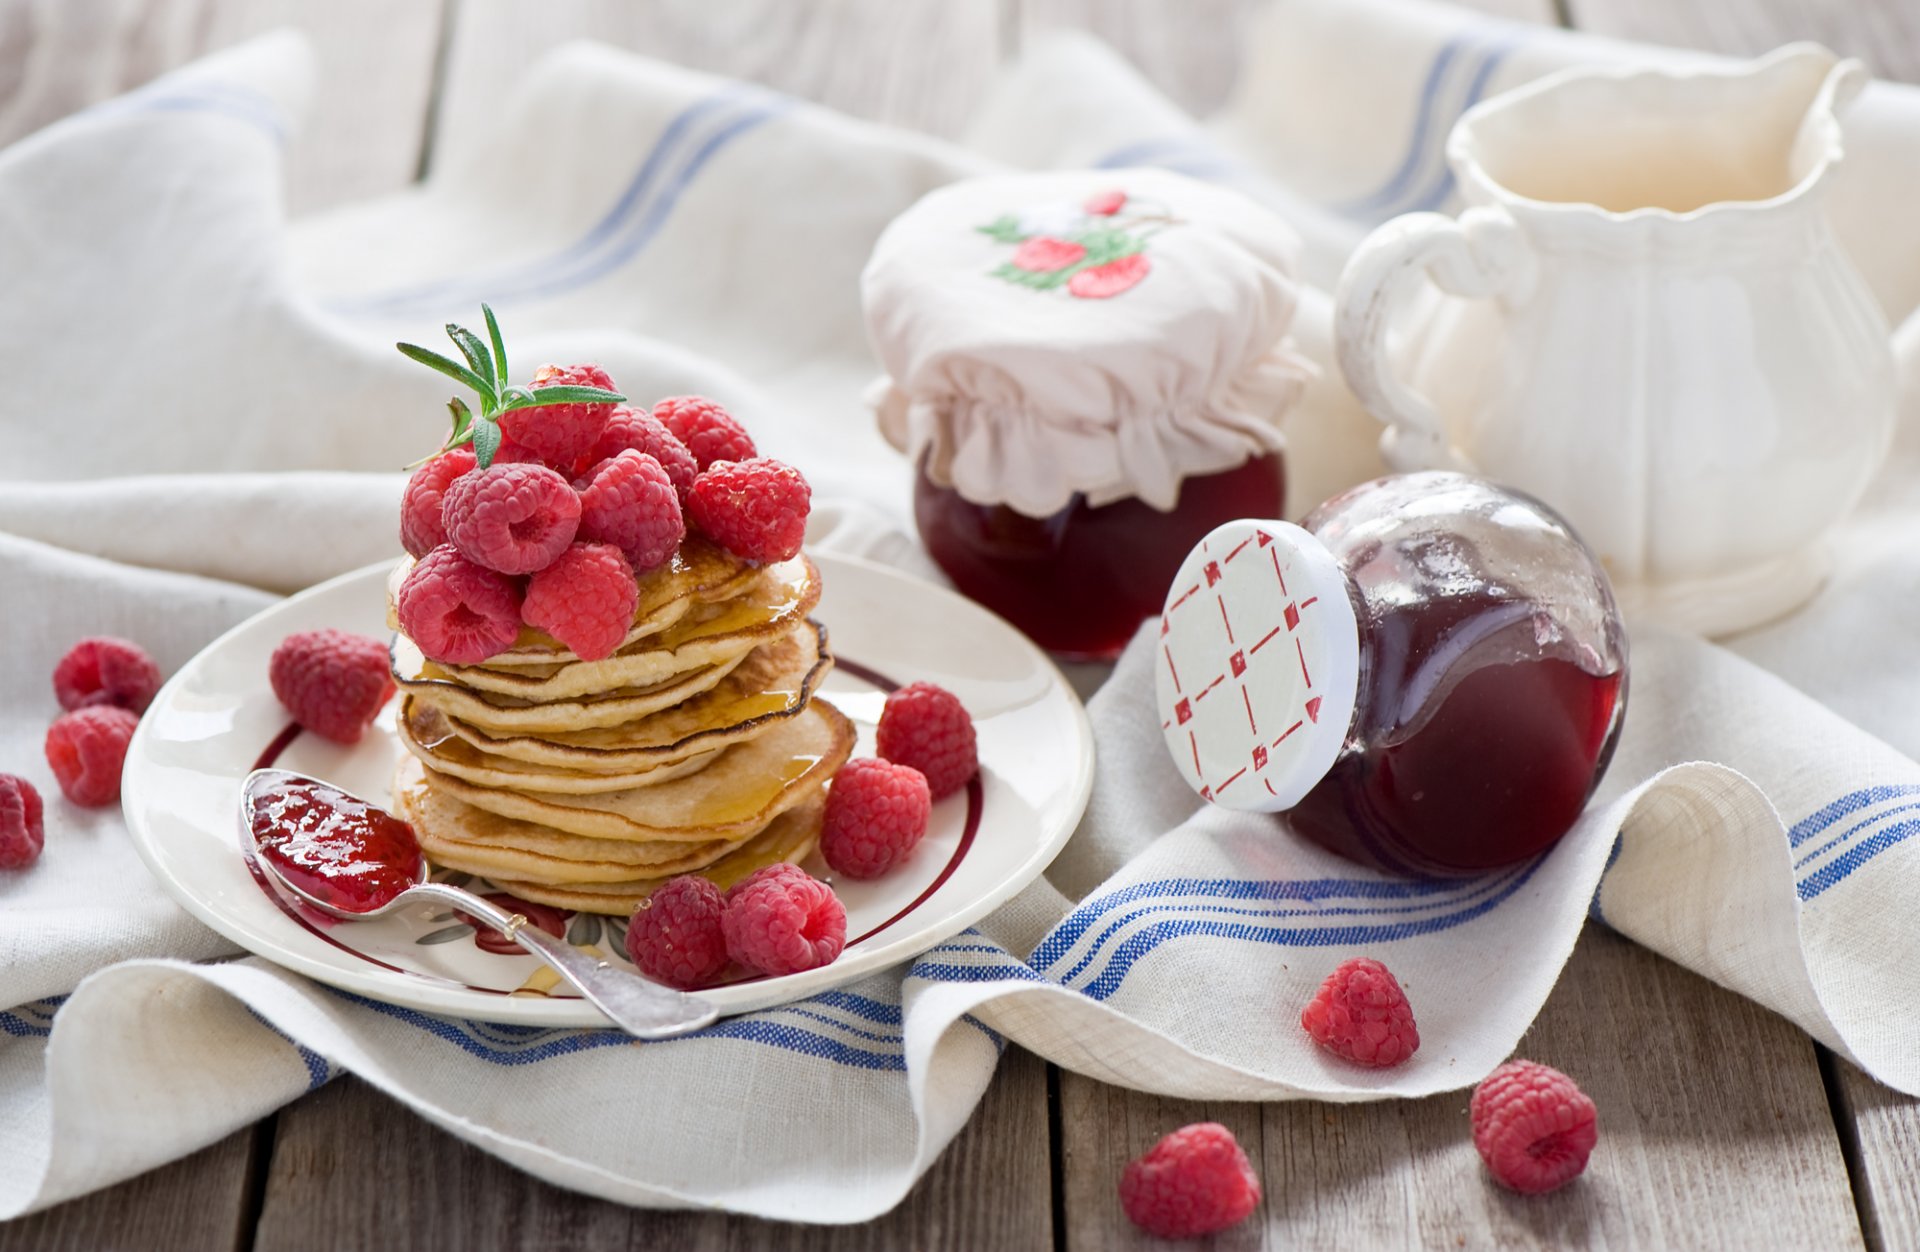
[
  {"x1": 0, "y1": 0, "x2": 448, "y2": 210},
  {"x1": 432, "y1": 0, "x2": 1004, "y2": 173},
  {"x1": 0, "y1": 1125, "x2": 260, "y2": 1252},
  {"x1": 1569, "y1": 0, "x2": 1920, "y2": 84},
  {"x1": 1060, "y1": 927, "x2": 1864, "y2": 1250},
  {"x1": 1825, "y1": 1057, "x2": 1920, "y2": 1252},
  {"x1": 251, "y1": 1045, "x2": 1053, "y2": 1249}
]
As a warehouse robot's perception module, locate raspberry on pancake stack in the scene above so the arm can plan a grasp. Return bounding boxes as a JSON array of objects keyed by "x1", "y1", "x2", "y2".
[{"x1": 384, "y1": 309, "x2": 851, "y2": 915}]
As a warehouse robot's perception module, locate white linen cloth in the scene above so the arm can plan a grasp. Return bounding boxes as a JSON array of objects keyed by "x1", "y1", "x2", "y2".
[{"x1": 2, "y1": 0, "x2": 1919, "y2": 1221}]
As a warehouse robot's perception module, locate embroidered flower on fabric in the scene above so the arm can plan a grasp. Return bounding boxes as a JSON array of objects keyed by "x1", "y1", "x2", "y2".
[{"x1": 976, "y1": 190, "x2": 1174, "y2": 299}]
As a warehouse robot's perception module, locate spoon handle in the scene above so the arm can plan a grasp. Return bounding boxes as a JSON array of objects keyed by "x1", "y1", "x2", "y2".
[{"x1": 408, "y1": 882, "x2": 719, "y2": 1040}]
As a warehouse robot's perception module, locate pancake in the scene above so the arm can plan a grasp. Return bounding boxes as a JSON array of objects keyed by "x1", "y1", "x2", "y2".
[
  {"x1": 394, "y1": 754, "x2": 738, "y2": 882},
  {"x1": 395, "y1": 697, "x2": 726, "y2": 794},
  {"x1": 393, "y1": 637, "x2": 751, "y2": 734},
  {"x1": 428, "y1": 699, "x2": 855, "y2": 843},
  {"x1": 438, "y1": 621, "x2": 831, "y2": 773},
  {"x1": 385, "y1": 538, "x2": 759, "y2": 665},
  {"x1": 438, "y1": 556, "x2": 819, "y2": 701},
  {"x1": 489, "y1": 798, "x2": 826, "y2": 914}
]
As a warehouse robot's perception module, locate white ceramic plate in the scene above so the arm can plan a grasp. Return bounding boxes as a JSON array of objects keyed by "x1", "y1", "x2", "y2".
[{"x1": 123, "y1": 551, "x2": 1093, "y2": 1025}]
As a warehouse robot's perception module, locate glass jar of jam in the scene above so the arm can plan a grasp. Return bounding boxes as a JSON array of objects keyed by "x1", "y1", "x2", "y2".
[
  {"x1": 1156, "y1": 472, "x2": 1628, "y2": 875},
  {"x1": 864, "y1": 168, "x2": 1314, "y2": 660}
]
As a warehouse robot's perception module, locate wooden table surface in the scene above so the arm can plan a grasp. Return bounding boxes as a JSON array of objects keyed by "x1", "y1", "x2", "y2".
[{"x1": 4, "y1": 1, "x2": 1918, "y2": 1248}]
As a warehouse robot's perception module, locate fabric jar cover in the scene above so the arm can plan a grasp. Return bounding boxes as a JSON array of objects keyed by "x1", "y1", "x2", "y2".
[{"x1": 861, "y1": 168, "x2": 1317, "y2": 516}]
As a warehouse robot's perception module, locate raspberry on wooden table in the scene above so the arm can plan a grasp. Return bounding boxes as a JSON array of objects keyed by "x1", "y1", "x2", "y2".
[
  {"x1": 53, "y1": 636, "x2": 162, "y2": 714},
  {"x1": 576, "y1": 450, "x2": 685, "y2": 575},
  {"x1": 1300, "y1": 956, "x2": 1420, "y2": 1068},
  {"x1": 589, "y1": 406, "x2": 698, "y2": 504},
  {"x1": 686, "y1": 458, "x2": 811, "y2": 564},
  {"x1": 400, "y1": 448, "x2": 477, "y2": 557},
  {"x1": 1118, "y1": 1122, "x2": 1262, "y2": 1239},
  {"x1": 722, "y1": 862, "x2": 846, "y2": 976},
  {"x1": 1471, "y1": 1059, "x2": 1598, "y2": 1194},
  {"x1": 821, "y1": 758, "x2": 931, "y2": 880},
  {"x1": 498, "y1": 363, "x2": 619, "y2": 465},
  {"x1": 522, "y1": 543, "x2": 639, "y2": 662},
  {"x1": 654, "y1": 396, "x2": 756, "y2": 470},
  {"x1": 396, "y1": 545, "x2": 525, "y2": 666},
  {"x1": 627, "y1": 875, "x2": 730, "y2": 989},
  {"x1": 0, "y1": 775, "x2": 45, "y2": 869},
  {"x1": 269, "y1": 629, "x2": 396, "y2": 745},
  {"x1": 875, "y1": 682, "x2": 977, "y2": 799},
  {"x1": 44, "y1": 707, "x2": 138, "y2": 808},
  {"x1": 441, "y1": 462, "x2": 581, "y2": 575}
]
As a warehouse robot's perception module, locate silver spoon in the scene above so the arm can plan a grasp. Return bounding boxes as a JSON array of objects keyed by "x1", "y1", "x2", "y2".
[{"x1": 239, "y1": 768, "x2": 717, "y2": 1040}]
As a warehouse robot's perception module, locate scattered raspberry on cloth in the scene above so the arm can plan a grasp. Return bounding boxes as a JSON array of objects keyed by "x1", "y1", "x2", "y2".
[
  {"x1": 0, "y1": 775, "x2": 45, "y2": 869},
  {"x1": 44, "y1": 707, "x2": 138, "y2": 808},
  {"x1": 53, "y1": 636, "x2": 162, "y2": 714},
  {"x1": 1300, "y1": 956, "x2": 1420, "y2": 1068}
]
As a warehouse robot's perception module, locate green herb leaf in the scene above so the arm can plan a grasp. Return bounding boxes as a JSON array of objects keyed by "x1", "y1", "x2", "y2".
[
  {"x1": 500, "y1": 385, "x2": 627, "y2": 411},
  {"x1": 482, "y1": 304, "x2": 509, "y2": 390},
  {"x1": 397, "y1": 342, "x2": 490, "y2": 396},
  {"x1": 470, "y1": 417, "x2": 502, "y2": 470},
  {"x1": 977, "y1": 214, "x2": 1027, "y2": 244},
  {"x1": 444, "y1": 397, "x2": 475, "y2": 449},
  {"x1": 445, "y1": 323, "x2": 495, "y2": 393}
]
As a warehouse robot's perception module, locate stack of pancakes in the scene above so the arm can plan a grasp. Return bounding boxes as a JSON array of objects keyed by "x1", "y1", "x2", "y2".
[{"x1": 386, "y1": 539, "x2": 854, "y2": 915}]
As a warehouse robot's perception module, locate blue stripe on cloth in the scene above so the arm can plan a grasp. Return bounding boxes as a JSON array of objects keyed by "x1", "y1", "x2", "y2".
[
  {"x1": 1093, "y1": 136, "x2": 1237, "y2": 179},
  {"x1": 330, "y1": 85, "x2": 787, "y2": 317},
  {"x1": 1066, "y1": 855, "x2": 1545, "y2": 1001},
  {"x1": 1400, "y1": 38, "x2": 1516, "y2": 212},
  {"x1": 910, "y1": 961, "x2": 1045, "y2": 984},
  {"x1": 0, "y1": 996, "x2": 64, "y2": 1039},
  {"x1": 1033, "y1": 870, "x2": 1505, "y2": 971},
  {"x1": 329, "y1": 988, "x2": 905, "y2": 1069},
  {"x1": 1333, "y1": 34, "x2": 1469, "y2": 216},
  {"x1": 1798, "y1": 817, "x2": 1920, "y2": 901},
  {"x1": 1046, "y1": 864, "x2": 1527, "y2": 984},
  {"x1": 1588, "y1": 833, "x2": 1625, "y2": 926},
  {"x1": 245, "y1": 1007, "x2": 337, "y2": 1091},
  {"x1": 1794, "y1": 798, "x2": 1920, "y2": 869},
  {"x1": 1788, "y1": 785, "x2": 1920, "y2": 847}
]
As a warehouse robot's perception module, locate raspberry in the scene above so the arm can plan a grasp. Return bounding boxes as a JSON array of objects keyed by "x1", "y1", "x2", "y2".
[
  {"x1": 269, "y1": 629, "x2": 396, "y2": 745},
  {"x1": 1067, "y1": 252, "x2": 1151, "y2": 299},
  {"x1": 396, "y1": 545, "x2": 525, "y2": 666},
  {"x1": 399, "y1": 448, "x2": 476, "y2": 557},
  {"x1": 627, "y1": 875, "x2": 730, "y2": 989},
  {"x1": 820, "y1": 759, "x2": 931, "y2": 880},
  {"x1": 0, "y1": 775, "x2": 45, "y2": 869},
  {"x1": 1471, "y1": 1060, "x2": 1598, "y2": 1194},
  {"x1": 1299, "y1": 956, "x2": 1420, "y2": 1068},
  {"x1": 522, "y1": 543, "x2": 638, "y2": 662},
  {"x1": 441, "y1": 463, "x2": 581, "y2": 575},
  {"x1": 52, "y1": 636, "x2": 162, "y2": 714},
  {"x1": 491, "y1": 435, "x2": 549, "y2": 467},
  {"x1": 722, "y1": 862, "x2": 846, "y2": 976},
  {"x1": 655, "y1": 395, "x2": 756, "y2": 470},
  {"x1": 499, "y1": 363, "x2": 618, "y2": 465},
  {"x1": 589, "y1": 406, "x2": 698, "y2": 504},
  {"x1": 875, "y1": 682, "x2": 977, "y2": 799},
  {"x1": 575, "y1": 450, "x2": 686, "y2": 574},
  {"x1": 1118, "y1": 1123, "x2": 1262, "y2": 1239},
  {"x1": 686, "y1": 458, "x2": 811, "y2": 564},
  {"x1": 44, "y1": 707, "x2": 138, "y2": 807}
]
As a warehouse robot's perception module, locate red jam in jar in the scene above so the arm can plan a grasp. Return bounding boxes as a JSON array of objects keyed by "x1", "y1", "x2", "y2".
[
  {"x1": 1157, "y1": 472, "x2": 1627, "y2": 875},
  {"x1": 916, "y1": 452, "x2": 1286, "y2": 660},
  {"x1": 245, "y1": 775, "x2": 425, "y2": 913}
]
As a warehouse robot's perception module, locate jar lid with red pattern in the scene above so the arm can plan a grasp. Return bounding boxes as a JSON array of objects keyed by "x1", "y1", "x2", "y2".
[{"x1": 862, "y1": 169, "x2": 1315, "y2": 517}]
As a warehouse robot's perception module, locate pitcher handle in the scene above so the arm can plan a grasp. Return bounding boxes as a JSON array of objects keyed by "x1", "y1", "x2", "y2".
[{"x1": 1334, "y1": 206, "x2": 1536, "y2": 472}]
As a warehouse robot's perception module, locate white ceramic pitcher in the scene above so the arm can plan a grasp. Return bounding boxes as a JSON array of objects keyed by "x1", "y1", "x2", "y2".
[{"x1": 1335, "y1": 44, "x2": 1895, "y2": 636}]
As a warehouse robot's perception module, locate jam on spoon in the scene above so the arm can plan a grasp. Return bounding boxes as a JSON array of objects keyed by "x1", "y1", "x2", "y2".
[{"x1": 238, "y1": 769, "x2": 719, "y2": 1039}]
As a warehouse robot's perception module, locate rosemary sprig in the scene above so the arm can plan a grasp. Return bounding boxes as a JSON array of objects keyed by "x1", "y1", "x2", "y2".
[{"x1": 397, "y1": 303, "x2": 624, "y2": 469}]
